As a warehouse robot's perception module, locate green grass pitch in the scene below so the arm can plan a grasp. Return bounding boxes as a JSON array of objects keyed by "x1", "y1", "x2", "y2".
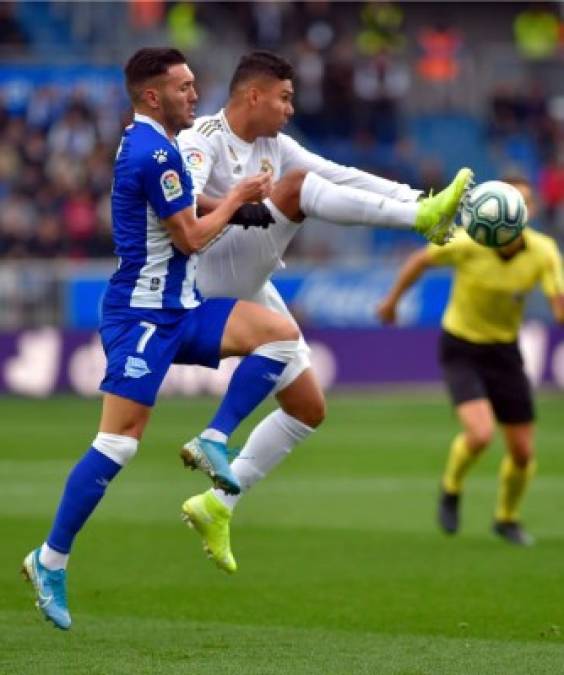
[{"x1": 2, "y1": 391, "x2": 564, "y2": 674}]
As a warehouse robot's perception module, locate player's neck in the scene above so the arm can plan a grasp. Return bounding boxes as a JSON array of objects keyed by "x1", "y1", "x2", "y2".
[
  {"x1": 134, "y1": 107, "x2": 176, "y2": 140},
  {"x1": 224, "y1": 104, "x2": 259, "y2": 144},
  {"x1": 497, "y1": 235, "x2": 526, "y2": 260}
]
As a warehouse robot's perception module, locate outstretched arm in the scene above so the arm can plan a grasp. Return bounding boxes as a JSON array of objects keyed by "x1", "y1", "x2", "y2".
[{"x1": 377, "y1": 248, "x2": 433, "y2": 324}]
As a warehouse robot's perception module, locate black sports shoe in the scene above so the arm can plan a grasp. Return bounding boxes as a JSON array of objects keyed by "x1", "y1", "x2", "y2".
[
  {"x1": 438, "y1": 489, "x2": 460, "y2": 534},
  {"x1": 492, "y1": 520, "x2": 535, "y2": 547}
]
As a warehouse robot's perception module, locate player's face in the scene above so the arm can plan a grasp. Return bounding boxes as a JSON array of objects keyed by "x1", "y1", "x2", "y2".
[
  {"x1": 159, "y1": 63, "x2": 198, "y2": 135},
  {"x1": 254, "y1": 78, "x2": 294, "y2": 137}
]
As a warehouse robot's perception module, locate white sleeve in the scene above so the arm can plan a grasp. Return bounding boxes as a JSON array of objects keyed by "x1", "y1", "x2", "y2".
[
  {"x1": 278, "y1": 133, "x2": 421, "y2": 202},
  {"x1": 177, "y1": 130, "x2": 216, "y2": 196}
]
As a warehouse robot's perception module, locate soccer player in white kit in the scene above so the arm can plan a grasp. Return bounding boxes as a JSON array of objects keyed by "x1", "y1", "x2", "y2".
[{"x1": 177, "y1": 51, "x2": 473, "y2": 572}]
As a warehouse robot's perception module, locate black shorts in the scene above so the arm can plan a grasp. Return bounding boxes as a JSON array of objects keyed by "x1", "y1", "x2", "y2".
[{"x1": 438, "y1": 330, "x2": 534, "y2": 424}]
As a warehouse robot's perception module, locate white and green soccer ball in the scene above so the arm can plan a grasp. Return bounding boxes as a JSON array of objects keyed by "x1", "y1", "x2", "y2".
[{"x1": 461, "y1": 180, "x2": 527, "y2": 248}]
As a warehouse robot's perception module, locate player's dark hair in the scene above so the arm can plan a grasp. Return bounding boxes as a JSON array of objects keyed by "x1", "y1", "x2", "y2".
[
  {"x1": 501, "y1": 174, "x2": 531, "y2": 189},
  {"x1": 229, "y1": 51, "x2": 294, "y2": 94},
  {"x1": 125, "y1": 47, "x2": 187, "y2": 102}
]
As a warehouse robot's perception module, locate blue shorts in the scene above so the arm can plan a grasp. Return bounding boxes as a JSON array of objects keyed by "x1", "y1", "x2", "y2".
[{"x1": 99, "y1": 298, "x2": 236, "y2": 406}]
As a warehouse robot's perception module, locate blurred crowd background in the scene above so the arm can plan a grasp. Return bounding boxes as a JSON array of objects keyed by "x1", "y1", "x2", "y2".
[
  {"x1": 0, "y1": 1, "x2": 563, "y2": 336},
  {"x1": 1, "y1": 1, "x2": 563, "y2": 261}
]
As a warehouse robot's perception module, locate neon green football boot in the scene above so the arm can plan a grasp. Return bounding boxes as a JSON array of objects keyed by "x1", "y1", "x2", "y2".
[
  {"x1": 414, "y1": 167, "x2": 474, "y2": 245},
  {"x1": 181, "y1": 490, "x2": 237, "y2": 574}
]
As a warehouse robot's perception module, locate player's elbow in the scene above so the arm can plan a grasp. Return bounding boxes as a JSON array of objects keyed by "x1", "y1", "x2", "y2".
[
  {"x1": 182, "y1": 233, "x2": 207, "y2": 253},
  {"x1": 172, "y1": 235, "x2": 198, "y2": 255}
]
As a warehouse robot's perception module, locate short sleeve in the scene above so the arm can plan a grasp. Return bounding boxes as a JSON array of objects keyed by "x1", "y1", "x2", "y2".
[
  {"x1": 177, "y1": 129, "x2": 215, "y2": 195},
  {"x1": 142, "y1": 145, "x2": 194, "y2": 219},
  {"x1": 540, "y1": 239, "x2": 564, "y2": 297},
  {"x1": 426, "y1": 230, "x2": 472, "y2": 266}
]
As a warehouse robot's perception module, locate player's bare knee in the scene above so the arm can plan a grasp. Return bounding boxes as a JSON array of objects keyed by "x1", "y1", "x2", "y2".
[
  {"x1": 261, "y1": 315, "x2": 300, "y2": 344},
  {"x1": 509, "y1": 445, "x2": 534, "y2": 468},
  {"x1": 271, "y1": 169, "x2": 307, "y2": 220},
  {"x1": 467, "y1": 427, "x2": 493, "y2": 451},
  {"x1": 278, "y1": 169, "x2": 306, "y2": 198}
]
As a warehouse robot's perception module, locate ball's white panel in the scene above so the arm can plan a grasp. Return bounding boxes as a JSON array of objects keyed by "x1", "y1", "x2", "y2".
[{"x1": 477, "y1": 197, "x2": 500, "y2": 222}]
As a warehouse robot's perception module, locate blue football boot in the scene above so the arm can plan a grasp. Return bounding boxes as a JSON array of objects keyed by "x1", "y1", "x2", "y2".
[
  {"x1": 22, "y1": 548, "x2": 71, "y2": 630},
  {"x1": 180, "y1": 436, "x2": 241, "y2": 495}
]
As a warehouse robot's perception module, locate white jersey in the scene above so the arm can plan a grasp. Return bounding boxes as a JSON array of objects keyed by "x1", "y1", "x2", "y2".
[
  {"x1": 178, "y1": 108, "x2": 418, "y2": 202},
  {"x1": 176, "y1": 109, "x2": 420, "y2": 389}
]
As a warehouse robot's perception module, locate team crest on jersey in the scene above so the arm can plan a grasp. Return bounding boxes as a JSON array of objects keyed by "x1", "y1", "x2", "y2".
[
  {"x1": 160, "y1": 169, "x2": 183, "y2": 202},
  {"x1": 153, "y1": 149, "x2": 168, "y2": 164},
  {"x1": 260, "y1": 158, "x2": 274, "y2": 174},
  {"x1": 186, "y1": 150, "x2": 205, "y2": 170}
]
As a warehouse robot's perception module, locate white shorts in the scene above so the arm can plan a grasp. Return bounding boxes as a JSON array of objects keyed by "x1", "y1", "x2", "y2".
[{"x1": 196, "y1": 212, "x2": 311, "y2": 392}]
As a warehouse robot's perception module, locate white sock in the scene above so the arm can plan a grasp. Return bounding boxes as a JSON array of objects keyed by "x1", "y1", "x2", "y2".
[
  {"x1": 213, "y1": 409, "x2": 314, "y2": 510},
  {"x1": 200, "y1": 429, "x2": 228, "y2": 444},
  {"x1": 39, "y1": 542, "x2": 69, "y2": 571},
  {"x1": 300, "y1": 171, "x2": 418, "y2": 229}
]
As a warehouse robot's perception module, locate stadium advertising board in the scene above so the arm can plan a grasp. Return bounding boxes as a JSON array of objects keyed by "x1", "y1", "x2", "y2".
[{"x1": 1, "y1": 323, "x2": 563, "y2": 397}]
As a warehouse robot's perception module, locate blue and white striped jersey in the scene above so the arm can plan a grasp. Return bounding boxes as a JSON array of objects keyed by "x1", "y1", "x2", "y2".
[{"x1": 105, "y1": 113, "x2": 199, "y2": 310}]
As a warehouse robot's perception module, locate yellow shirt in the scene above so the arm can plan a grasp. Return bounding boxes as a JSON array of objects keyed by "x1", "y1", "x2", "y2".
[{"x1": 426, "y1": 228, "x2": 564, "y2": 343}]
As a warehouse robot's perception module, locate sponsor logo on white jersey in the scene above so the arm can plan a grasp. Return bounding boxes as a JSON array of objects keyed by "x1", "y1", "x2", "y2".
[{"x1": 186, "y1": 150, "x2": 205, "y2": 170}]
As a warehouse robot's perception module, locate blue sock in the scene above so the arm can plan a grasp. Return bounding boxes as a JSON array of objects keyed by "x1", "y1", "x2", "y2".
[
  {"x1": 208, "y1": 354, "x2": 286, "y2": 436},
  {"x1": 46, "y1": 447, "x2": 122, "y2": 554}
]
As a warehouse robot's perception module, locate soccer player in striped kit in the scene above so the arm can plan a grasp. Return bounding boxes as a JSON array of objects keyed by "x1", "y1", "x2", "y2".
[{"x1": 22, "y1": 48, "x2": 304, "y2": 629}]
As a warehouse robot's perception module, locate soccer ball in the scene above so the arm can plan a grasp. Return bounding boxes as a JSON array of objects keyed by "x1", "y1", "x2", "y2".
[{"x1": 461, "y1": 181, "x2": 527, "y2": 248}]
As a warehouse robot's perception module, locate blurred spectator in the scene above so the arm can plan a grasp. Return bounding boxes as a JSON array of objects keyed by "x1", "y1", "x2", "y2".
[
  {"x1": 416, "y1": 23, "x2": 462, "y2": 84},
  {"x1": 322, "y1": 39, "x2": 355, "y2": 137},
  {"x1": 48, "y1": 103, "x2": 98, "y2": 160},
  {"x1": 514, "y1": 5, "x2": 560, "y2": 60},
  {"x1": 0, "y1": 1, "x2": 560, "y2": 264},
  {"x1": 352, "y1": 53, "x2": 409, "y2": 143},
  {"x1": 539, "y1": 148, "x2": 564, "y2": 240},
  {"x1": 298, "y1": 1, "x2": 337, "y2": 53},
  {"x1": 356, "y1": 2, "x2": 406, "y2": 56},
  {"x1": 167, "y1": 2, "x2": 206, "y2": 51},
  {"x1": 248, "y1": 1, "x2": 288, "y2": 51},
  {"x1": 128, "y1": 0, "x2": 164, "y2": 31},
  {"x1": 28, "y1": 214, "x2": 65, "y2": 258},
  {"x1": 62, "y1": 188, "x2": 97, "y2": 259},
  {"x1": 0, "y1": 2, "x2": 28, "y2": 50}
]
